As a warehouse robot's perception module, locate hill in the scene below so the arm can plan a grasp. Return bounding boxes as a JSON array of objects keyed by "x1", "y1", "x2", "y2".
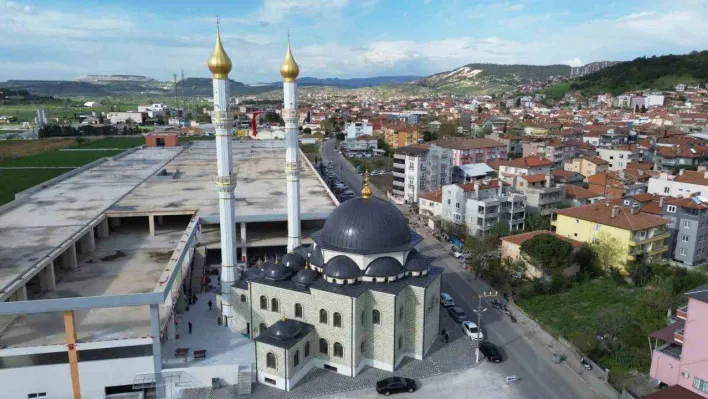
[
  {"x1": 569, "y1": 51, "x2": 708, "y2": 94},
  {"x1": 273, "y1": 75, "x2": 421, "y2": 88},
  {"x1": 411, "y1": 63, "x2": 571, "y2": 94}
]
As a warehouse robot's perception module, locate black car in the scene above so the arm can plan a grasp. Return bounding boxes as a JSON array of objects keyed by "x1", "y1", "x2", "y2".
[
  {"x1": 479, "y1": 341, "x2": 503, "y2": 363},
  {"x1": 376, "y1": 377, "x2": 417, "y2": 396},
  {"x1": 447, "y1": 306, "x2": 467, "y2": 323}
]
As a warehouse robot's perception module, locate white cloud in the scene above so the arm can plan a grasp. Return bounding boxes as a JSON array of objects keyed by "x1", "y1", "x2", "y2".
[
  {"x1": 508, "y1": 3, "x2": 525, "y2": 11},
  {"x1": 248, "y1": 0, "x2": 351, "y2": 26},
  {"x1": 562, "y1": 58, "x2": 584, "y2": 67}
]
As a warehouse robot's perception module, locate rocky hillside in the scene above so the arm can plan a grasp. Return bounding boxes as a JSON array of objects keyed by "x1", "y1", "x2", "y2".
[{"x1": 75, "y1": 75, "x2": 157, "y2": 83}]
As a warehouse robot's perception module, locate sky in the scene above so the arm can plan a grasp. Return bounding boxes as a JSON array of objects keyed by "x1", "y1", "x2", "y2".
[{"x1": 1, "y1": 0, "x2": 707, "y2": 83}]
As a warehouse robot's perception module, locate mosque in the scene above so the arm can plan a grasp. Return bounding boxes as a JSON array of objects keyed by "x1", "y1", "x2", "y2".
[{"x1": 207, "y1": 27, "x2": 443, "y2": 391}]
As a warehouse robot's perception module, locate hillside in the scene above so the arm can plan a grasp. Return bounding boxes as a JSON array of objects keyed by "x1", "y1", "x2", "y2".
[
  {"x1": 411, "y1": 63, "x2": 571, "y2": 94},
  {"x1": 262, "y1": 75, "x2": 421, "y2": 88},
  {"x1": 569, "y1": 51, "x2": 708, "y2": 94}
]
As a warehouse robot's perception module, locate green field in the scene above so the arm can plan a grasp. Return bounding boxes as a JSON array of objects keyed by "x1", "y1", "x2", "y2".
[
  {"x1": 0, "y1": 150, "x2": 124, "y2": 168},
  {"x1": 0, "y1": 169, "x2": 70, "y2": 204},
  {"x1": 70, "y1": 137, "x2": 146, "y2": 149}
]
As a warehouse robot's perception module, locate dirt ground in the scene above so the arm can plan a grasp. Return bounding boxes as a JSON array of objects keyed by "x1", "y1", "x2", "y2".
[{"x1": 0, "y1": 139, "x2": 75, "y2": 160}]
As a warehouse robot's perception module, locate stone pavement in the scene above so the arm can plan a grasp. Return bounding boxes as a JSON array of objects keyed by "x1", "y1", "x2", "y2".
[{"x1": 179, "y1": 310, "x2": 480, "y2": 399}]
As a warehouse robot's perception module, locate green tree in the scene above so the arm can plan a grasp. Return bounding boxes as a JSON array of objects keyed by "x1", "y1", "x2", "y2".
[
  {"x1": 438, "y1": 123, "x2": 457, "y2": 137},
  {"x1": 523, "y1": 213, "x2": 549, "y2": 232},
  {"x1": 591, "y1": 232, "x2": 624, "y2": 272},
  {"x1": 423, "y1": 131, "x2": 438, "y2": 142},
  {"x1": 335, "y1": 132, "x2": 345, "y2": 141},
  {"x1": 195, "y1": 113, "x2": 211, "y2": 123},
  {"x1": 263, "y1": 112, "x2": 284, "y2": 125},
  {"x1": 574, "y1": 244, "x2": 600, "y2": 277},
  {"x1": 520, "y1": 234, "x2": 574, "y2": 275},
  {"x1": 640, "y1": 104, "x2": 647, "y2": 113}
]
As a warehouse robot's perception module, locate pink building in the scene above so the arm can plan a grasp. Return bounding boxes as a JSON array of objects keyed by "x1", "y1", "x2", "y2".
[
  {"x1": 433, "y1": 138, "x2": 507, "y2": 166},
  {"x1": 649, "y1": 283, "x2": 708, "y2": 397}
]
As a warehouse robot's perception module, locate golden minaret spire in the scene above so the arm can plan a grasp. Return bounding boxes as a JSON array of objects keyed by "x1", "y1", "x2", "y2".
[
  {"x1": 280, "y1": 31, "x2": 300, "y2": 82},
  {"x1": 361, "y1": 169, "x2": 372, "y2": 199},
  {"x1": 207, "y1": 16, "x2": 232, "y2": 79}
]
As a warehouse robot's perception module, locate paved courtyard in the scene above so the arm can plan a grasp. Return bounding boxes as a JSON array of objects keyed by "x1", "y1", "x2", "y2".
[{"x1": 180, "y1": 310, "x2": 479, "y2": 399}]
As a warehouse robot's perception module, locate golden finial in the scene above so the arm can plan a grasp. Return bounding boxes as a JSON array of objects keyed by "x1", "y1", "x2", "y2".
[
  {"x1": 361, "y1": 168, "x2": 372, "y2": 199},
  {"x1": 305, "y1": 259, "x2": 310, "y2": 270},
  {"x1": 280, "y1": 33, "x2": 299, "y2": 82},
  {"x1": 207, "y1": 16, "x2": 232, "y2": 79}
]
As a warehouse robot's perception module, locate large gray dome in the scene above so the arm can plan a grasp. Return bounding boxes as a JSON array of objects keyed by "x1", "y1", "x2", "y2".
[
  {"x1": 269, "y1": 319, "x2": 303, "y2": 340},
  {"x1": 264, "y1": 262, "x2": 292, "y2": 281},
  {"x1": 312, "y1": 197, "x2": 422, "y2": 254},
  {"x1": 323, "y1": 255, "x2": 361, "y2": 279},
  {"x1": 364, "y1": 257, "x2": 403, "y2": 277},
  {"x1": 282, "y1": 252, "x2": 306, "y2": 271}
]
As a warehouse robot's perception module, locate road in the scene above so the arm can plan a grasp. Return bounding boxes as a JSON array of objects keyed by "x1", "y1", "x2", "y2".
[{"x1": 320, "y1": 138, "x2": 600, "y2": 399}]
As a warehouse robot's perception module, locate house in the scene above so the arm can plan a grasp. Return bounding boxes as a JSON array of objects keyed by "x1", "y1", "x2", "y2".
[
  {"x1": 648, "y1": 170, "x2": 708, "y2": 197},
  {"x1": 382, "y1": 123, "x2": 421, "y2": 149},
  {"x1": 501, "y1": 230, "x2": 584, "y2": 279},
  {"x1": 418, "y1": 190, "x2": 443, "y2": 219},
  {"x1": 107, "y1": 111, "x2": 147, "y2": 125},
  {"x1": 451, "y1": 163, "x2": 495, "y2": 184},
  {"x1": 551, "y1": 169, "x2": 584, "y2": 185},
  {"x1": 564, "y1": 185, "x2": 604, "y2": 207},
  {"x1": 649, "y1": 283, "x2": 708, "y2": 398},
  {"x1": 392, "y1": 144, "x2": 452, "y2": 204},
  {"x1": 522, "y1": 140, "x2": 571, "y2": 168},
  {"x1": 498, "y1": 156, "x2": 553, "y2": 180},
  {"x1": 564, "y1": 156, "x2": 609, "y2": 177},
  {"x1": 653, "y1": 145, "x2": 708, "y2": 171},
  {"x1": 552, "y1": 202, "x2": 670, "y2": 270},
  {"x1": 507, "y1": 173, "x2": 566, "y2": 215},
  {"x1": 341, "y1": 135, "x2": 378, "y2": 151},
  {"x1": 83, "y1": 101, "x2": 100, "y2": 108},
  {"x1": 433, "y1": 138, "x2": 507, "y2": 166},
  {"x1": 596, "y1": 146, "x2": 640, "y2": 171},
  {"x1": 441, "y1": 179, "x2": 526, "y2": 237},
  {"x1": 661, "y1": 195, "x2": 708, "y2": 266},
  {"x1": 587, "y1": 171, "x2": 648, "y2": 199}
]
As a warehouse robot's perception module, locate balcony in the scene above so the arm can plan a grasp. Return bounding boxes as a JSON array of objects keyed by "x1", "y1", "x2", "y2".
[
  {"x1": 674, "y1": 328, "x2": 684, "y2": 343},
  {"x1": 393, "y1": 171, "x2": 405, "y2": 179},
  {"x1": 630, "y1": 231, "x2": 670, "y2": 246},
  {"x1": 677, "y1": 306, "x2": 688, "y2": 320}
]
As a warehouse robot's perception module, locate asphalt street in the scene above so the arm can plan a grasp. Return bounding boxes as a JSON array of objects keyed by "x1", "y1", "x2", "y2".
[{"x1": 320, "y1": 138, "x2": 599, "y2": 399}]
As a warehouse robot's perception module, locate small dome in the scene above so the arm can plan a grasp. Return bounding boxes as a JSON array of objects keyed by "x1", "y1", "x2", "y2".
[
  {"x1": 404, "y1": 248, "x2": 434, "y2": 271},
  {"x1": 269, "y1": 319, "x2": 302, "y2": 340},
  {"x1": 294, "y1": 245, "x2": 311, "y2": 260},
  {"x1": 309, "y1": 246, "x2": 324, "y2": 267},
  {"x1": 282, "y1": 252, "x2": 306, "y2": 271},
  {"x1": 323, "y1": 255, "x2": 361, "y2": 279},
  {"x1": 364, "y1": 257, "x2": 403, "y2": 277},
  {"x1": 293, "y1": 268, "x2": 318, "y2": 286},
  {"x1": 207, "y1": 30, "x2": 232, "y2": 77},
  {"x1": 280, "y1": 42, "x2": 299, "y2": 81},
  {"x1": 264, "y1": 262, "x2": 292, "y2": 281}
]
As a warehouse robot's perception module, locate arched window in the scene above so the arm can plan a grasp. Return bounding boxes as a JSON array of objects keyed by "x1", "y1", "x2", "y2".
[
  {"x1": 240, "y1": 294, "x2": 247, "y2": 303},
  {"x1": 260, "y1": 296, "x2": 267, "y2": 310},
  {"x1": 360, "y1": 340, "x2": 365, "y2": 354},
  {"x1": 361, "y1": 310, "x2": 365, "y2": 326},
  {"x1": 305, "y1": 341, "x2": 310, "y2": 357},
  {"x1": 333, "y1": 312, "x2": 342, "y2": 327},
  {"x1": 295, "y1": 303, "x2": 303, "y2": 318},
  {"x1": 319, "y1": 338, "x2": 328, "y2": 355},
  {"x1": 271, "y1": 298, "x2": 279, "y2": 313},
  {"x1": 294, "y1": 350, "x2": 300, "y2": 367},
  {"x1": 259, "y1": 323, "x2": 267, "y2": 334},
  {"x1": 266, "y1": 352, "x2": 276, "y2": 369},
  {"x1": 399, "y1": 306, "x2": 404, "y2": 321},
  {"x1": 372, "y1": 309, "x2": 381, "y2": 325},
  {"x1": 398, "y1": 336, "x2": 403, "y2": 350},
  {"x1": 319, "y1": 309, "x2": 328, "y2": 324},
  {"x1": 333, "y1": 342, "x2": 344, "y2": 358}
]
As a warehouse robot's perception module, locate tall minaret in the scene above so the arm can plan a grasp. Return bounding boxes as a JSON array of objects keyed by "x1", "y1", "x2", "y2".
[
  {"x1": 280, "y1": 37, "x2": 302, "y2": 251},
  {"x1": 207, "y1": 20, "x2": 236, "y2": 328}
]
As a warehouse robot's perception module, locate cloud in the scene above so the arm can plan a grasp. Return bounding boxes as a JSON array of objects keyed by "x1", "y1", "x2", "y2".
[
  {"x1": 562, "y1": 58, "x2": 584, "y2": 67},
  {"x1": 508, "y1": 3, "x2": 525, "y2": 11},
  {"x1": 247, "y1": 0, "x2": 351, "y2": 26}
]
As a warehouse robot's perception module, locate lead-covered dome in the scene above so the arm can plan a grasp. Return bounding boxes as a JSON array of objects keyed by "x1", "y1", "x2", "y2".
[
  {"x1": 364, "y1": 257, "x2": 403, "y2": 277},
  {"x1": 293, "y1": 268, "x2": 318, "y2": 286},
  {"x1": 323, "y1": 255, "x2": 361, "y2": 279},
  {"x1": 264, "y1": 261, "x2": 292, "y2": 281},
  {"x1": 282, "y1": 252, "x2": 306, "y2": 271},
  {"x1": 404, "y1": 248, "x2": 435, "y2": 271},
  {"x1": 269, "y1": 319, "x2": 303, "y2": 340},
  {"x1": 312, "y1": 196, "x2": 422, "y2": 254}
]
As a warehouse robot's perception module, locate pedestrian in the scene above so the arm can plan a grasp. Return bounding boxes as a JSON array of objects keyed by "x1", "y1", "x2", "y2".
[
  {"x1": 208, "y1": 300, "x2": 213, "y2": 311},
  {"x1": 188, "y1": 321, "x2": 192, "y2": 334},
  {"x1": 217, "y1": 316, "x2": 222, "y2": 326}
]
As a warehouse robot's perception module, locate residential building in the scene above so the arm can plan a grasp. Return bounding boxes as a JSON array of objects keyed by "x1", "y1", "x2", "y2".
[
  {"x1": 418, "y1": 190, "x2": 443, "y2": 219},
  {"x1": 564, "y1": 185, "x2": 605, "y2": 207},
  {"x1": 653, "y1": 145, "x2": 708, "y2": 171},
  {"x1": 648, "y1": 170, "x2": 708, "y2": 197},
  {"x1": 383, "y1": 123, "x2": 422, "y2": 149},
  {"x1": 451, "y1": 163, "x2": 495, "y2": 184},
  {"x1": 563, "y1": 157, "x2": 610, "y2": 177},
  {"x1": 433, "y1": 138, "x2": 507, "y2": 166},
  {"x1": 552, "y1": 202, "x2": 670, "y2": 269},
  {"x1": 662, "y1": 195, "x2": 708, "y2": 266},
  {"x1": 344, "y1": 121, "x2": 373, "y2": 139},
  {"x1": 441, "y1": 179, "x2": 526, "y2": 237},
  {"x1": 392, "y1": 144, "x2": 452, "y2": 204},
  {"x1": 522, "y1": 140, "x2": 572, "y2": 168},
  {"x1": 508, "y1": 173, "x2": 566, "y2": 215},
  {"x1": 551, "y1": 169, "x2": 584, "y2": 185},
  {"x1": 491, "y1": 134, "x2": 524, "y2": 157},
  {"x1": 649, "y1": 283, "x2": 708, "y2": 398},
  {"x1": 501, "y1": 230, "x2": 584, "y2": 279},
  {"x1": 587, "y1": 171, "x2": 648, "y2": 199},
  {"x1": 498, "y1": 156, "x2": 553, "y2": 180},
  {"x1": 645, "y1": 94, "x2": 666, "y2": 108},
  {"x1": 107, "y1": 111, "x2": 147, "y2": 125},
  {"x1": 341, "y1": 135, "x2": 378, "y2": 151},
  {"x1": 596, "y1": 146, "x2": 640, "y2": 171}
]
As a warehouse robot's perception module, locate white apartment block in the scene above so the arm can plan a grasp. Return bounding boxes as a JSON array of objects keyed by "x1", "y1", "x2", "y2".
[
  {"x1": 645, "y1": 94, "x2": 665, "y2": 108},
  {"x1": 107, "y1": 111, "x2": 146, "y2": 125},
  {"x1": 648, "y1": 170, "x2": 708, "y2": 197},
  {"x1": 595, "y1": 147, "x2": 639, "y2": 171},
  {"x1": 392, "y1": 145, "x2": 452, "y2": 204},
  {"x1": 440, "y1": 179, "x2": 526, "y2": 237},
  {"x1": 344, "y1": 121, "x2": 373, "y2": 139}
]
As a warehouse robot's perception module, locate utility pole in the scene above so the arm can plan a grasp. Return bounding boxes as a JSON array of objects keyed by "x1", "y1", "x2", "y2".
[
  {"x1": 473, "y1": 290, "x2": 497, "y2": 363},
  {"x1": 181, "y1": 69, "x2": 186, "y2": 126}
]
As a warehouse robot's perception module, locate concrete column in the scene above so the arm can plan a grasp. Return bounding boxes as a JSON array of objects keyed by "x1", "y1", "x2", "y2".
[
  {"x1": 167, "y1": 317, "x2": 177, "y2": 341},
  {"x1": 149, "y1": 215, "x2": 156, "y2": 236},
  {"x1": 78, "y1": 231, "x2": 95, "y2": 254},
  {"x1": 62, "y1": 243, "x2": 78, "y2": 270},
  {"x1": 240, "y1": 223, "x2": 248, "y2": 263},
  {"x1": 97, "y1": 219, "x2": 109, "y2": 239},
  {"x1": 12, "y1": 285, "x2": 28, "y2": 301},
  {"x1": 39, "y1": 261, "x2": 56, "y2": 291},
  {"x1": 157, "y1": 215, "x2": 164, "y2": 225},
  {"x1": 149, "y1": 304, "x2": 165, "y2": 399},
  {"x1": 63, "y1": 310, "x2": 82, "y2": 399},
  {"x1": 109, "y1": 217, "x2": 121, "y2": 228}
]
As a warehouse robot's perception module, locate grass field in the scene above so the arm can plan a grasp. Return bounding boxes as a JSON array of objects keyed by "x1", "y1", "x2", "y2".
[
  {"x1": 0, "y1": 169, "x2": 70, "y2": 204},
  {"x1": 0, "y1": 102, "x2": 142, "y2": 123},
  {"x1": 70, "y1": 137, "x2": 146, "y2": 149},
  {"x1": 0, "y1": 150, "x2": 124, "y2": 168}
]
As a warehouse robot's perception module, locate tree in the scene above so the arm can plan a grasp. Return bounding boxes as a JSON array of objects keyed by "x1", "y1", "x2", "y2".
[
  {"x1": 263, "y1": 112, "x2": 284, "y2": 125},
  {"x1": 591, "y1": 232, "x2": 624, "y2": 272},
  {"x1": 335, "y1": 132, "x2": 345, "y2": 141},
  {"x1": 640, "y1": 104, "x2": 647, "y2": 113},
  {"x1": 520, "y1": 234, "x2": 574, "y2": 275},
  {"x1": 423, "y1": 131, "x2": 438, "y2": 142},
  {"x1": 438, "y1": 123, "x2": 457, "y2": 137},
  {"x1": 195, "y1": 113, "x2": 211, "y2": 123},
  {"x1": 477, "y1": 105, "x2": 484, "y2": 114},
  {"x1": 573, "y1": 244, "x2": 600, "y2": 277},
  {"x1": 634, "y1": 104, "x2": 640, "y2": 113},
  {"x1": 577, "y1": 104, "x2": 582, "y2": 110},
  {"x1": 523, "y1": 213, "x2": 549, "y2": 232}
]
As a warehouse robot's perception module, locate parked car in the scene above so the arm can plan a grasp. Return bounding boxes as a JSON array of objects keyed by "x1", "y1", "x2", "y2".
[
  {"x1": 334, "y1": 183, "x2": 347, "y2": 190},
  {"x1": 375, "y1": 377, "x2": 417, "y2": 396},
  {"x1": 447, "y1": 306, "x2": 467, "y2": 323},
  {"x1": 440, "y1": 293, "x2": 455, "y2": 308},
  {"x1": 478, "y1": 341, "x2": 503, "y2": 363},
  {"x1": 462, "y1": 321, "x2": 484, "y2": 340},
  {"x1": 342, "y1": 190, "x2": 355, "y2": 197}
]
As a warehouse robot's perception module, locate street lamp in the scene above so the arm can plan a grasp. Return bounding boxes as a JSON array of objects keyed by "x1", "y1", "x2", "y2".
[{"x1": 472, "y1": 290, "x2": 497, "y2": 363}]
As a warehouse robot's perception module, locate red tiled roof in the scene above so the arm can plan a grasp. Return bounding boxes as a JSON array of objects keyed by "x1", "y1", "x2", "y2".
[
  {"x1": 674, "y1": 170, "x2": 708, "y2": 185},
  {"x1": 666, "y1": 195, "x2": 708, "y2": 210},
  {"x1": 555, "y1": 202, "x2": 668, "y2": 231},
  {"x1": 626, "y1": 162, "x2": 653, "y2": 171},
  {"x1": 501, "y1": 156, "x2": 552, "y2": 169},
  {"x1": 643, "y1": 384, "x2": 703, "y2": 399},
  {"x1": 433, "y1": 137, "x2": 506, "y2": 150},
  {"x1": 419, "y1": 190, "x2": 443, "y2": 203},
  {"x1": 502, "y1": 230, "x2": 583, "y2": 248},
  {"x1": 579, "y1": 156, "x2": 609, "y2": 165},
  {"x1": 521, "y1": 174, "x2": 548, "y2": 183},
  {"x1": 457, "y1": 179, "x2": 508, "y2": 192},
  {"x1": 566, "y1": 185, "x2": 603, "y2": 199}
]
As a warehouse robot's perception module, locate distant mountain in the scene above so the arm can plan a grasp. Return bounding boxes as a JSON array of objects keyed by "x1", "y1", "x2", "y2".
[
  {"x1": 411, "y1": 63, "x2": 571, "y2": 93},
  {"x1": 569, "y1": 51, "x2": 708, "y2": 94},
  {"x1": 258, "y1": 75, "x2": 421, "y2": 88},
  {"x1": 569, "y1": 62, "x2": 619, "y2": 79},
  {"x1": 176, "y1": 78, "x2": 273, "y2": 96},
  {"x1": 75, "y1": 75, "x2": 157, "y2": 83}
]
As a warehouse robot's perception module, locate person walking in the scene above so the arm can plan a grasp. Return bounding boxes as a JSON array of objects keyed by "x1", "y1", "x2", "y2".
[
  {"x1": 188, "y1": 321, "x2": 193, "y2": 334},
  {"x1": 208, "y1": 300, "x2": 213, "y2": 311}
]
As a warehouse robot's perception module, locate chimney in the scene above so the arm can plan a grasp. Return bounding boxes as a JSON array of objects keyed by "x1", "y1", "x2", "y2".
[
  {"x1": 659, "y1": 197, "x2": 665, "y2": 208},
  {"x1": 611, "y1": 205, "x2": 620, "y2": 218},
  {"x1": 474, "y1": 182, "x2": 480, "y2": 199},
  {"x1": 545, "y1": 174, "x2": 552, "y2": 188}
]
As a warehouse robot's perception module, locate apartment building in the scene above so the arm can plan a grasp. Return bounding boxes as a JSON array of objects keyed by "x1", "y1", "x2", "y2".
[
  {"x1": 392, "y1": 144, "x2": 452, "y2": 204},
  {"x1": 662, "y1": 195, "x2": 708, "y2": 266},
  {"x1": 587, "y1": 171, "x2": 648, "y2": 199},
  {"x1": 433, "y1": 138, "x2": 507, "y2": 166},
  {"x1": 653, "y1": 145, "x2": 708, "y2": 171},
  {"x1": 344, "y1": 121, "x2": 373, "y2": 139},
  {"x1": 107, "y1": 111, "x2": 147, "y2": 125},
  {"x1": 382, "y1": 123, "x2": 421, "y2": 149},
  {"x1": 498, "y1": 156, "x2": 553, "y2": 180},
  {"x1": 564, "y1": 156, "x2": 609, "y2": 177},
  {"x1": 501, "y1": 230, "x2": 584, "y2": 279},
  {"x1": 552, "y1": 202, "x2": 670, "y2": 269},
  {"x1": 648, "y1": 170, "x2": 708, "y2": 197},
  {"x1": 596, "y1": 146, "x2": 640, "y2": 171},
  {"x1": 508, "y1": 174, "x2": 566, "y2": 215},
  {"x1": 441, "y1": 179, "x2": 526, "y2": 237},
  {"x1": 649, "y1": 283, "x2": 708, "y2": 398},
  {"x1": 418, "y1": 190, "x2": 443, "y2": 219},
  {"x1": 564, "y1": 185, "x2": 604, "y2": 207},
  {"x1": 522, "y1": 140, "x2": 572, "y2": 168}
]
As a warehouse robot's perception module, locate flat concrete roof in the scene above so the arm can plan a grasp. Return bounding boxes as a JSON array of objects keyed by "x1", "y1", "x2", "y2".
[
  {"x1": 0, "y1": 224, "x2": 184, "y2": 348},
  {"x1": 110, "y1": 141, "x2": 337, "y2": 221}
]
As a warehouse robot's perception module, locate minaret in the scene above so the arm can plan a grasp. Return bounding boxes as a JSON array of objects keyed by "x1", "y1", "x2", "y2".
[
  {"x1": 207, "y1": 20, "x2": 236, "y2": 328},
  {"x1": 280, "y1": 37, "x2": 302, "y2": 252}
]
